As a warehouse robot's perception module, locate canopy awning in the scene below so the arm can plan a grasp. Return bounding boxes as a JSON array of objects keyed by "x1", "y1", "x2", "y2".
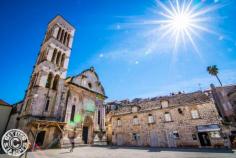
[
  {"x1": 30, "y1": 120, "x2": 66, "y2": 126},
  {"x1": 29, "y1": 120, "x2": 66, "y2": 133},
  {"x1": 197, "y1": 124, "x2": 220, "y2": 132}
]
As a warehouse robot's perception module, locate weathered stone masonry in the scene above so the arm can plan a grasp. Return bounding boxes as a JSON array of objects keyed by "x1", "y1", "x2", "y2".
[{"x1": 106, "y1": 92, "x2": 228, "y2": 148}]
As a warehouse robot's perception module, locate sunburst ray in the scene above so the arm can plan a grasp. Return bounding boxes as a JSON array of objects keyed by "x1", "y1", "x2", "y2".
[{"x1": 151, "y1": 0, "x2": 223, "y2": 53}]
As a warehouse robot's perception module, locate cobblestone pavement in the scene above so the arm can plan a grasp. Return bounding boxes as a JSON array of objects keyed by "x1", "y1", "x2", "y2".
[{"x1": 1, "y1": 146, "x2": 236, "y2": 158}]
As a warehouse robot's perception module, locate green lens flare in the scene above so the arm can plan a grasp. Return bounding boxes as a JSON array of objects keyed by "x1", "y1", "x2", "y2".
[
  {"x1": 86, "y1": 100, "x2": 95, "y2": 112},
  {"x1": 74, "y1": 114, "x2": 82, "y2": 123},
  {"x1": 68, "y1": 121, "x2": 76, "y2": 126},
  {"x1": 68, "y1": 114, "x2": 83, "y2": 126}
]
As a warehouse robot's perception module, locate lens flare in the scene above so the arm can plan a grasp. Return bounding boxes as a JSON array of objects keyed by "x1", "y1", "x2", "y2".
[
  {"x1": 172, "y1": 13, "x2": 191, "y2": 30},
  {"x1": 137, "y1": 0, "x2": 223, "y2": 54},
  {"x1": 74, "y1": 114, "x2": 82, "y2": 123},
  {"x1": 86, "y1": 100, "x2": 96, "y2": 112}
]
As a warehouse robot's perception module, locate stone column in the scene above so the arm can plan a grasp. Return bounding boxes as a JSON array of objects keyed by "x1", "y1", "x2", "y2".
[
  {"x1": 39, "y1": 71, "x2": 48, "y2": 87},
  {"x1": 63, "y1": 56, "x2": 69, "y2": 69},
  {"x1": 68, "y1": 36, "x2": 73, "y2": 48},
  {"x1": 46, "y1": 46, "x2": 54, "y2": 61},
  {"x1": 103, "y1": 107, "x2": 106, "y2": 130},
  {"x1": 53, "y1": 26, "x2": 59, "y2": 38}
]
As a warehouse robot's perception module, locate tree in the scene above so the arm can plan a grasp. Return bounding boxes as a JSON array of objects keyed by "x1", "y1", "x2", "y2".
[{"x1": 207, "y1": 65, "x2": 222, "y2": 86}]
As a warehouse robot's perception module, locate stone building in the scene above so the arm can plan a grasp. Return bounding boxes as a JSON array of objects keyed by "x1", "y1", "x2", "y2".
[
  {"x1": 210, "y1": 84, "x2": 236, "y2": 147},
  {"x1": 210, "y1": 84, "x2": 236, "y2": 122},
  {"x1": 106, "y1": 91, "x2": 228, "y2": 148},
  {"x1": 7, "y1": 15, "x2": 107, "y2": 149},
  {"x1": 6, "y1": 101, "x2": 23, "y2": 130},
  {"x1": 0, "y1": 99, "x2": 11, "y2": 139}
]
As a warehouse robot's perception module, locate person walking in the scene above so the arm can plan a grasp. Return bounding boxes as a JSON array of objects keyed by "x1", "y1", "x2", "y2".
[
  {"x1": 68, "y1": 129, "x2": 76, "y2": 152},
  {"x1": 69, "y1": 138, "x2": 75, "y2": 152}
]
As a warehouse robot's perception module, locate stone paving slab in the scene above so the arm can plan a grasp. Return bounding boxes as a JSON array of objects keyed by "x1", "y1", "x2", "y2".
[{"x1": 0, "y1": 146, "x2": 235, "y2": 158}]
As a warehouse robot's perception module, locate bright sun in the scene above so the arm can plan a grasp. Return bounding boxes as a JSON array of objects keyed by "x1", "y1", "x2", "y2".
[
  {"x1": 148, "y1": 0, "x2": 222, "y2": 53},
  {"x1": 172, "y1": 13, "x2": 191, "y2": 30}
]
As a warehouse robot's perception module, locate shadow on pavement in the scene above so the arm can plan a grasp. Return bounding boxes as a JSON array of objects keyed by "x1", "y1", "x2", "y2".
[
  {"x1": 91, "y1": 145, "x2": 234, "y2": 153},
  {"x1": 60, "y1": 151, "x2": 72, "y2": 154},
  {"x1": 147, "y1": 147, "x2": 234, "y2": 153}
]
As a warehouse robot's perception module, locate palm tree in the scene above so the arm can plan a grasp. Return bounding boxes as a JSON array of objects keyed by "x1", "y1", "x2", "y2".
[{"x1": 207, "y1": 65, "x2": 222, "y2": 86}]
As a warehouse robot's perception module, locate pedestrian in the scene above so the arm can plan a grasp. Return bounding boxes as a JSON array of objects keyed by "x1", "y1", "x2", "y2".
[
  {"x1": 68, "y1": 128, "x2": 76, "y2": 152},
  {"x1": 69, "y1": 138, "x2": 75, "y2": 152}
]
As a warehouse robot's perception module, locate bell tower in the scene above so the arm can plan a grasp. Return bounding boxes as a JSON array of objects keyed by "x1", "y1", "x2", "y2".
[{"x1": 19, "y1": 16, "x2": 75, "y2": 123}]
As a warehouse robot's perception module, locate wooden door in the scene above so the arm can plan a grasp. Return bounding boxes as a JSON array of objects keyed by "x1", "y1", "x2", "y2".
[
  {"x1": 117, "y1": 134, "x2": 123, "y2": 146},
  {"x1": 150, "y1": 131, "x2": 158, "y2": 147}
]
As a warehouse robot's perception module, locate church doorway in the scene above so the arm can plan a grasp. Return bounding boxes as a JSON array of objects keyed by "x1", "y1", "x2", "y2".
[
  {"x1": 35, "y1": 131, "x2": 46, "y2": 146},
  {"x1": 82, "y1": 116, "x2": 93, "y2": 144},
  {"x1": 82, "y1": 127, "x2": 89, "y2": 144}
]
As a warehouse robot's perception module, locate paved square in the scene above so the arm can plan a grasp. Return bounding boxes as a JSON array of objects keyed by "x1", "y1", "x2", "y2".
[{"x1": 1, "y1": 146, "x2": 236, "y2": 158}]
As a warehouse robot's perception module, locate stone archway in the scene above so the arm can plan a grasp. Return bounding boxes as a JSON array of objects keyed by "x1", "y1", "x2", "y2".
[{"x1": 82, "y1": 116, "x2": 93, "y2": 144}]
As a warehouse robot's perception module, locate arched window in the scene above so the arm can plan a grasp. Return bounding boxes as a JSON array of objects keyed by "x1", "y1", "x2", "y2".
[
  {"x1": 148, "y1": 114, "x2": 154, "y2": 123},
  {"x1": 88, "y1": 82, "x2": 92, "y2": 89},
  {"x1": 98, "y1": 110, "x2": 101, "y2": 125},
  {"x1": 46, "y1": 72, "x2": 53, "y2": 88},
  {"x1": 117, "y1": 118, "x2": 121, "y2": 126},
  {"x1": 164, "y1": 112, "x2": 172, "y2": 122},
  {"x1": 52, "y1": 75, "x2": 59, "y2": 90},
  {"x1": 60, "y1": 30, "x2": 64, "y2": 42},
  {"x1": 66, "y1": 34, "x2": 71, "y2": 47},
  {"x1": 51, "y1": 49, "x2": 57, "y2": 63},
  {"x1": 161, "y1": 100, "x2": 169, "y2": 108},
  {"x1": 60, "y1": 54, "x2": 66, "y2": 68},
  {"x1": 63, "y1": 32, "x2": 67, "y2": 44},
  {"x1": 57, "y1": 27, "x2": 62, "y2": 40},
  {"x1": 70, "y1": 105, "x2": 76, "y2": 122},
  {"x1": 45, "y1": 99, "x2": 50, "y2": 111},
  {"x1": 56, "y1": 51, "x2": 61, "y2": 66},
  {"x1": 133, "y1": 116, "x2": 139, "y2": 125}
]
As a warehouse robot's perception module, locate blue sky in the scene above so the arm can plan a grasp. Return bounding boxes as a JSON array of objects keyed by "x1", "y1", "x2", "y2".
[{"x1": 0, "y1": 0, "x2": 236, "y2": 104}]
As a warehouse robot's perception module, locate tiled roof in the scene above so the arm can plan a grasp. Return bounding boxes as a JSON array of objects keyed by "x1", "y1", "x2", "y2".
[
  {"x1": 108, "y1": 91, "x2": 211, "y2": 114},
  {"x1": 0, "y1": 99, "x2": 9, "y2": 106}
]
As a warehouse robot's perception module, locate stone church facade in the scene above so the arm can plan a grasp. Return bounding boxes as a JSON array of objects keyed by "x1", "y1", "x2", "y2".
[
  {"x1": 106, "y1": 91, "x2": 229, "y2": 148},
  {"x1": 7, "y1": 16, "x2": 107, "y2": 148}
]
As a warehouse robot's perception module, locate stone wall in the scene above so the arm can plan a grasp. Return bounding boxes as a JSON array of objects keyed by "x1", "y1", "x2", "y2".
[{"x1": 107, "y1": 92, "x2": 227, "y2": 148}]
